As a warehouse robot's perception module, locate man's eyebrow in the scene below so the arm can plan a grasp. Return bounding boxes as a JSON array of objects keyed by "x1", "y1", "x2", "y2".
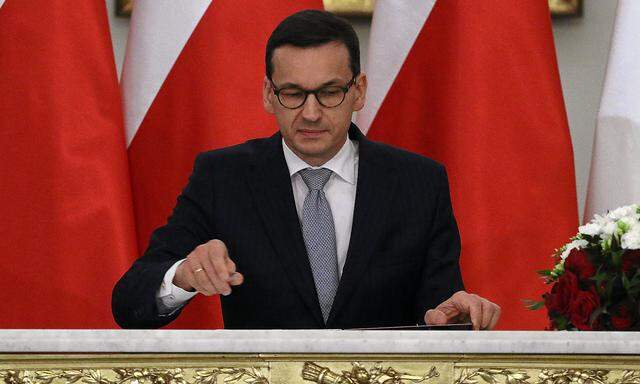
[
  {"x1": 275, "y1": 82, "x2": 302, "y2": 89},
  {"x1": 275, "y1": 78, "x2": 348, "y2": 89}
]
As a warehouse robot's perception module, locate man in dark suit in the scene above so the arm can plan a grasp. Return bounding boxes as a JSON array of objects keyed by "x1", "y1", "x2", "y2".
[{"x1": 112, "y1": 10, "x2": 500, "y2": 330}]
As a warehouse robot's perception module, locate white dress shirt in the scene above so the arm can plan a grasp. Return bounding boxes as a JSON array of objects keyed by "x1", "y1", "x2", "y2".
[{"x1": 156, "y1": 137, "x2": 359, "y2": 314}]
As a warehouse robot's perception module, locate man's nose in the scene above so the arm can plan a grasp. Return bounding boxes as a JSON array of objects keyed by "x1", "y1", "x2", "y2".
[{"x1": 301, "y1": 93, "x2": 322, "y2": 122}]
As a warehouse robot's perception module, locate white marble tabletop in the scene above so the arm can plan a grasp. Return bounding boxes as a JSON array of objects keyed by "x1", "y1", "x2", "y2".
[{"x1": 0, "y1": 330, "x2": 638, "y2": 354}]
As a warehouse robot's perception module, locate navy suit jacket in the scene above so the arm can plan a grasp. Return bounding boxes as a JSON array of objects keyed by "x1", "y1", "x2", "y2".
[{"x1": 112, "y1": 124, "x2": 464, "y2": 329}]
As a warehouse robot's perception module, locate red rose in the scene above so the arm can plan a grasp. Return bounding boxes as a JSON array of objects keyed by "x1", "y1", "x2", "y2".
[
  {"x1": 568, "y1": 287, "x2": 600, "y2": 330},
  {"x1": 610, "y1": 303, "x2": 636, "y2": 330},
  {"x1": 564, "y1": 248, "x2": 597, "y2": 280},
  {"x1": 622, "y1": 250, "x2": 640, "y2": 273},
  {"x1": 544, "y1": 271, "x2": 578, "y2": 315}
]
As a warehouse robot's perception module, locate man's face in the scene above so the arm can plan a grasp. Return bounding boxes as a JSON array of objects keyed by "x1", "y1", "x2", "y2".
[{"x1": 263, "y1": 42, "x2": 367, "y2": 166}]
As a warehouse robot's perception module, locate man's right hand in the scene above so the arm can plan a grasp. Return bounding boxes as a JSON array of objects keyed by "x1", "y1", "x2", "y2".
[{"x1": 173, "y1": 239, "x2": 244, "y2": 296}]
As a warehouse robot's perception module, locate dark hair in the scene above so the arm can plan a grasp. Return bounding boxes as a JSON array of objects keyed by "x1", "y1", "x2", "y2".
[{"x1": 265, "y1": 10, "x2": 360, "y2": 80}]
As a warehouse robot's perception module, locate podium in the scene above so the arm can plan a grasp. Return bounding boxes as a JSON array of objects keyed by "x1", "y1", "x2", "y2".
[{"x1": 1, "y1": 330, "x2": 639, "y2": 383}]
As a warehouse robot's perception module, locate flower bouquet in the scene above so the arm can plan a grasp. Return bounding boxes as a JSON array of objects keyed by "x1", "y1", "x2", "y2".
[{"x1": 529, "y1": 204, "x2": 640, "y2": 330}]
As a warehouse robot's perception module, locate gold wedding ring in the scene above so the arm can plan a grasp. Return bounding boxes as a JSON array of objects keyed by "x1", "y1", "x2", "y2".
[{"x1": 193, "y1": 268, "x2": 204, "y2": 273}]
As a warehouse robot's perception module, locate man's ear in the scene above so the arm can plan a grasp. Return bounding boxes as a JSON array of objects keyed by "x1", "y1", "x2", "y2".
[
  {"x1": 263, "y1": 76, "x2": 275, "y2": 114},
  {"x1": 352, "y1": 73, "x2": 367, "y2": 112}
]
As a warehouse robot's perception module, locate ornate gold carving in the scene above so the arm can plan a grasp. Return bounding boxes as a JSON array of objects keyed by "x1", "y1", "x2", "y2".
[
  {"x1": 0, "y1": 368, "x2": 268, "y2": 384},
  {"x1": 538, "y1": 369, "x2": 609, "y2": 384},
  {"x1": 0, "y1": 370, "x2": 24, "y2": 384},
  {"x1": 117, "y1": 0, "x2": 581, "y2": 18},
  {"x1": 322, "y1": 0, "x2": 375, "y2": 17},
  {"x1": 455, "y1": 368, "x2": 530, "y2": 384},
  {"x1": 613, "y1": 371, "x2": 640, "y2": 384},
  {"x1": 0, "y1": 368, "x2": 188, "y2": 384},
  {"x1": 453, "y1": 368, "x2": 640, "y2": 384},
  {"x1": 301, "y1": 362, "x2": 438, "y2": 384},
  {"x1": 193, "y1": 368, "x2": 267, "y2": 384},
  {"x1": 548, "y1": 0, "x2": 582, "y2": 17},
  {"x1": 2, "y1": 358, "x2": 640, "y2": 384}
]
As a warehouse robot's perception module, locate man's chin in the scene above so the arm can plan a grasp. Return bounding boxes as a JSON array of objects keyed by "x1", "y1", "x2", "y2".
[{"x1": 291, "y1": 143, "x2": 333, "y2": 164}]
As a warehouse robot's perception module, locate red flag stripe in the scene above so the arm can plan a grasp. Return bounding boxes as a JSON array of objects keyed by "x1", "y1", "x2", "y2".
[
  {"x1": 0, "y1": 1, "x2": 137, "y2": 328},
  {"x1": 124, "y1": 0, "x2": 324, "y2": 329},
  {"x1": 365, "y1": 1, "x2": 578, "y2": 329}
]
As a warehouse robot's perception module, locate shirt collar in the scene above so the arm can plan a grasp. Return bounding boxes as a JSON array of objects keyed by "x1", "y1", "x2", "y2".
[{"x1": 282, "y1": 137, "x2": 357, "y2": 185}]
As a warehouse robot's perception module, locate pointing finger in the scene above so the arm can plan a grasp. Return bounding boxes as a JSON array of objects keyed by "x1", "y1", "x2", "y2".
[
  {"x1": 488, "y1": 303, "x2": 501, "y2": 330},
  {"x1": 467, "y1": 296, "x2": 483, "y2": 331},
  {"x1": 228, "y1": 271, "x2": 244, "y2": 286},
  {"x1": 481, "y1": 299, "x2": 493, "y2": 330},
  {"x1": 425, "y1": 309, "x2": 449, "y2": 325}
]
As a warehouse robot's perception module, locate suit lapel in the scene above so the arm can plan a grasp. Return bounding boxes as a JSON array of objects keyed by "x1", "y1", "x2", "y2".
[
  {"x1": 246, "y1": 133, "x2": 324, "y2": 327},
  {"x1": 327, "y1": 124, "x2": 399, "y2": 326}
]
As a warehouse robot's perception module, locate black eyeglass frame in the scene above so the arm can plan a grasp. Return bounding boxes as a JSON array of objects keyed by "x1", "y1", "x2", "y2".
[{"x1": 270, "y1": 75, "x2": 358, "y2": 109}]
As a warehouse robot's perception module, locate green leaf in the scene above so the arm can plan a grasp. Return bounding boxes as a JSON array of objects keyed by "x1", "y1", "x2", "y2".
[
  {"x1": 612, "y1": 249, "x2": 624, "y2": 268},
  {"x1": 628, "y1": 285, "x2": 640, "y2": 297},
  {"x1": 555, "y1": 315, "x2": 569, "y2": 330},
  {"x1": 593, "y1": 270, "x2": 607, "y2": 281},
  {"x1": 593, "y1": 272, "x2": 608, "y2": 295},
  {"x1": 523, "y1": 300, "x2": 545, "y2": 310},
  {"x1": 537, "y1": 269, "x2": 552, "y2": 276},
  {"x1": 605, "y1": 277, "x2": 616, "y2": 298},
  {"x1": 617, "y1": 220, "x2": 630, "y2": 233},
  {"x1": 622, "y1": 273, "x2": 631, "y2": 291},
  {"x1": 628, "y1": 269, "x2": 640, "y2": 285}
]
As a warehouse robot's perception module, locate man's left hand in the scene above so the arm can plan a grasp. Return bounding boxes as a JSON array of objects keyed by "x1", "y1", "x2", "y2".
[{"x1": 424, "y1": 291, "x2": 501, "y2": 330}]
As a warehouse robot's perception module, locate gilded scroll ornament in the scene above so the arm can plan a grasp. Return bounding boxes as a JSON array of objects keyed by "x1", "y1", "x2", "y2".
[
  {"x1": 455, "y1": 368, "x2": 530, "y2": 384},
  {"x1": 0, "y1": 370, "x2": 23, "y2": 384},
  {"x1": 453, "y1": 368, "x2": 640, "y2": 384},
  {"x1": 613, "y1": 371, "x2": 640, "y2": 384},
  {"x1": 193, "y1": 368, "x2": 267, "y2": 384},
  {"x1": 0, "y1": 368, "x2": 268, "y2": 384},
  {"x1": 301, "y1": 361, "x2": 438, "y2": 384},
  {"x1": 538, "y1": 369, "x2": 609, "y2": 384}
]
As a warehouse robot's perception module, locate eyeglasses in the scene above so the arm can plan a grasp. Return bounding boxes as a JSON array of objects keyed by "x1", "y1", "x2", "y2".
[{"x1": 270, "y1": 76, "x2": 357, "y2": 109}]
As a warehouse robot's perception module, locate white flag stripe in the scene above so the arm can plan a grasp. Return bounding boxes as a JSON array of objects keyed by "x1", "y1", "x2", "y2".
[
  {"x1": 121, "y1": 0, "x2": 212, "y2": 146},
  {"x1": 598, "y1": 1, "x2": 640, "y2": 125},
  {"x1": 585, "y1": 0, "x2": 640, "y2": 218},
  {"x1": 356, "y1": 0, "x2": 436, "y2": 134},
  {"x1": 0, "y1": 1, "x2": 6, "y2": 9}
]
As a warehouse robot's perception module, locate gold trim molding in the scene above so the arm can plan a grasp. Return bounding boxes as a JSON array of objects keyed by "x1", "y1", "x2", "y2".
[
  {"x1": 0, "y1": 368, "x2": 269, "y2": 384},
  {"x1": 116, "y1": 0, "x2": 582, "y2": 18},
  {"x1": 2, "y1": 354, "x2": 640, "y2": 384},
  {"x1": 454, "y1": 368, "x2": 640, "y2": 384}
]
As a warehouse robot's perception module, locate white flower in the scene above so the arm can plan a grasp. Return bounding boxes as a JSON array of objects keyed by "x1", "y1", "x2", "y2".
[
  {"x1": 578, "y1": 222, "x2": 602, "y2": 236},
  {"x1": 607, "y1": 204, "x2": 639, "y2": 221},
  {"x1": 593, "y1": 214, "x2": 610, "y2": 226},
  {"x1": 621, "y1": 227, "x2": 640, "y2": 250},
  {"x1": 618, "y1": 216, "x2": 638, "y2": 233},
  {"x1": 560, "y1": 239, "x2": 589, "y2": 260},
  {"x1": 601, "y1": 222, "x2": 618, "y2": 237}
]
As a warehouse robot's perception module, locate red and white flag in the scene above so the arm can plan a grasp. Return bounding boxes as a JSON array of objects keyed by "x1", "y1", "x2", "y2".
[
  {"x1": 358, "y1": 0, "x2": 579, "y2": 329},
  {"x1": 122, "y1": 0, "x2": 323, "y2": 328},
  {"x1": 0, "y1": 1, "x2": 137, "y2": 327},
  {"x1": 584, "y1": 0, "x2": 640, "y2": 220}
]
